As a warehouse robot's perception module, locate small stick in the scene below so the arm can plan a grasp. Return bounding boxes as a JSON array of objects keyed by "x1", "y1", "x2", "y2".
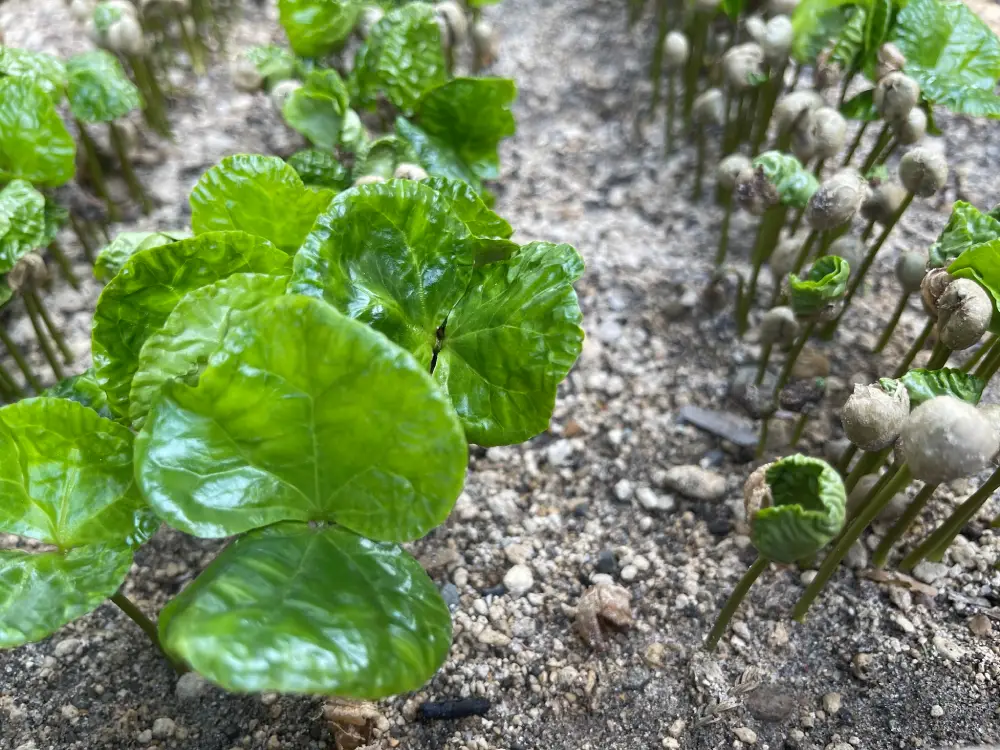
[
  {"x1": 0, "y1": 327, "x2": 43, "y2": 392},
  {"x1": 418, "y1": 698, "x2": 491, "y2": 721}
]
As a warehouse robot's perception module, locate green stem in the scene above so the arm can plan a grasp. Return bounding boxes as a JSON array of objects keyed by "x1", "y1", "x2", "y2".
[
  {"x1": 68, "y1": 213, "x2": 96, "y2": 263},
  {"x1": 861, "y1": 218, "x2": 876, "y2": 242},
  {"x1": 775, "y1": 318, "x2": 817, "y2": 395},
  {"x1": 893, "y1": 318, "x2": 935, "y2": 378},
  {"x1": 705, "y1": 556, "x2": 769, "y2": 651},
  {"x1": 46, "y1": 239, "x2": 80, "y2": 290},
  {"x1": 665, "y1": 71, "x2": 677, "y2": 155},
  {"x1": 793, "y1": 463, "x2": 913, "y2": 620},
  {"x1": 925, "y1": 340, "x2": 951, "y2": 370},
  {"x1": 754, "y1": 342, "x2": 773, "y2": 386},
  {"x1": 820, "y1": 192, "x2": 915, "y2": 339},
  {"x1": 973, "y1": 335, "x2": 1000, "y2": 379},
  {"x1": 860, "y1": 123, "x2": 893, "y2": 175},
  {"x1": 841, "y1": 120, "x2": 870, "y2": 167},
  {"x1": 26, "y1": 290, "x2": 73, "y2": 364},
  {"x1": 683, "y1": 12, "x2": 709, "y2": 128},
  {"x1": 873, "y1": 291, "x2": 910, "y2": 353},
  {"x1": 837, "y1": 442, "x2": 859, "y2": 475},
  {"x1": 109, "y1": 122, "x2": 152, "y2": 214},
  {"x1": 844, "y1": 446, "x2": 890, "y2": 493},
  {"x1": 962, "y1": 333, "x2": 996, "y2": 373},
  {"x1": 789, "y1": 412, "x2": 810, "y2": 446},
  {"x1": 110, "y1": 592, "x2": 188, "y2": 673},
  {"x1": 837, "y1": 66, "x2": 856, "y2": 107},
  {"x1": 650, "y1": 0, "x2": 669, "y2": 113},
  {"x1": 872, "y1": 482, "x2": 938, "y2": 568},
  {"x1": 750, "y1": 64, "x2": 785, "y2": 157},
  {"x1": 716, "y1": 193, "x2": 733, "y2": 266},
  {"x1": 693, "y1": 131, "x2": 707, "y2": 200},
  {"x1": 789, "y1": 228, "x2": 820, "y2": 276},
  {"x1": 177, "y1": 11, "x2": 207, "y2": 76},
  {"x1": 75, "y1": 120, "x2": 120, "y2": 222},
  {"x1": 129, "y1": 54, "x2": 170, "y2": 137},
  {"x1": 900, "y1": 465, "x2": 1000, "y2": 570},
  {"x1": 788, "y1": 205, "x2": 805, "y2": 234},
  {"x1": 0, "y1": 327, "x2": 42, "y2": 393},
  {"x1": 0, "y1": 362, "x2": 22, "y2": 400},
  {"x1": 22, "y1": 292, "x2": 65, "y2": 380},
  {"x1": 739, "y1": 206, "x2": 788, "y2": 335},
  {"x1": 756, "y1": 417, "x2": 771, "y2": 458}
]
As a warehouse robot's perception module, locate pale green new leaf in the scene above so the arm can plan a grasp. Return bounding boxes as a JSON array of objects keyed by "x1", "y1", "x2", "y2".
[
  {"x1": 93, "y1": 230, "x2": 190, "y2": 283},
  {"x1": 881, "y1": 368, "x2": 985, "y2": 408},
  {"x1": 282, "y1": 69, "x2": 352, "y2": 150},
  {"x1": 0, "y1": 180, "x2": 46, "y2": 273},
  {"x1": 928, "y1": 201, "x2": 1000, "y2": 268},
  {"x1": 0, "y1": 47, "x2": 67, "y2": 101},
  {"x1": 66, "y1": 50, "x2": 143, "y2": 123},
  {"x1": 286, "y1": 149, "x2": 350, "y2": 191},
  {"x1": 0, "y1": 77, "x2": 76, "y2": 186},
  {"x1": 245, "y1": 45, "x2": 299, "y2": 88},
  {"x1": 278, "y1": 0, "x2": 362, "y2": 58}
]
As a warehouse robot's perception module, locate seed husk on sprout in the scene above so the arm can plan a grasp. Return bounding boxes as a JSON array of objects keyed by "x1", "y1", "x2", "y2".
[
  {"x1": 715, "y1": 153, "x2": 751, "y2": 266},
  {"x1": 842, "y1": 382, "x2": 910, "y2": 452},
  {"x1": 894, "y1": 107, "x2": 927, "y2": 146},
  {"x1": 393, "y1": 163, "x2": 429, "y2": 180},
  {"x1": 899, "y1": 147, "x2": 949, "y2": 197},
  {"x1": 662, "y1": 31, "x2": 689, "y2": 153},
  {"x1": 875, "y1": 42, "x2": 906, "y2": 82},
  {"x1": 936, "y1": 278, "x2": 993, "y2": 352},
  {"x1": 875, "y1": 72, "x2": 921, "y2": 122},
  {"x1": 901, "y1": 396, "x2": 998, "y2": 485}
]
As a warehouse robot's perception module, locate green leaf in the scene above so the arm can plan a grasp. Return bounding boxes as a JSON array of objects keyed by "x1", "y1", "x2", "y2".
[
  {"x1": 880, "y1": 368, "x2": 985, "y2": 409},
  {"x1": 721, "y1": 0, "x2": 745, "y2": 21},
  {"x1": 863, "y1": 0, "x2": 893, "y2": 65},
  {"x1": 158, "y1": 523, "x2": 451, "y2": 697},
  {"x1": 286, "y1": 149, "x2": 351, "y2": 191},
  {"x1": 0, "y1": 78, "x2": 76, "y2": 187},
  {"x1": 791, "y1": 0, "x2": 855, "y2": 63},
  {"x1": 44, "y1": 367, "x2": 114, "y2": 420},
  {"x1": 353, "y1": 135, "x2": 419, "y2": 180},
  {"x1": 278, "y1": 0, "x2": 362, "y2": 58},
  {"x1": 282, "y1": 69, "x2": 352, "y2": 151},
  {"x1": 0, "y1": 180, "x2": 46, "y2": 273},
  {"x1": 66, "y1": 50, "x2": 143, "y2": 123},
  {"x1": 190, "y1": 155, "x2": 335, "y2": 254},
  {"x1": 129, "y1": 273, "x2": 287, "y2": 428},
  {"x1": 40, "y1": 197, "x2": 68, "y2": 248},
  {"x1": 928, "y1": 201, "x2": 1000, "y2": 269},
  {"x1": 422, "y1": 177, "x2": 513, "y2": 241},
  {"x1": 135, "y1": 295, "x2": 467, "y2": 541},
  {"x1": 396, "y1": 116, "x2": 483, "y2": 191},
  {"x1": 891, "y1": 0, "x2": 1000, "y2": 116},
  {"x1": 92, "y1": 231, "x2": 291, "y2": 418},
  {"x1": 0, "y1": 279, "x2": 11, "y2": 309},
  {"x1": 352, "y1": 3, "x2": 447, "y2": 114},
  {"x1": 245, "y1": 45, "x2": 299, "y2": 88},
  {"x1": 0, "y1": 47, "x2": 67, "y2": 101},
  {"x1": 411, "y1": 78, "x2": 516, "y2": 183},
  {"x1": 753, "y1": 151, "x2": 819, "y2": 209},
  {"x1": 840, "y1": 88, "x2": 878, "y2": 121},
  {"x1": 93, "y1": 230, "x2": 190, "y2": 283},
  {"x1": 0, "y1": 397, "x2": 155, "y2": 547},
  {"x1": 752, "y1": 455, "x2": 846, "y2": 564},
  {"x1": 789, "y1": 255, "x2": 850, "y2": 317},
  {"x1": 434, "y1": 242, "x2": 585, "y2": 446},
  {"x1": 830, "y1": 7, "x2": 866, "y2": 70},
  {"x1": 0, "y1": 544, "x2": 133, "y2": 648}
]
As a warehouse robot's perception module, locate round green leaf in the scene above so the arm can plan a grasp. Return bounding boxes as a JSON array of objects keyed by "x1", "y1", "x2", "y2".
[
  {"x1": 929, "y1": 201, "x2": 1000, "y2": 269},
  {"x1": 0, "y1": 544, "x2": 133, "y2": 648},
  {"x1": 190, "y1": 155, "x2": 335, "y2": 254},
  {"x1": 93, "y1": 230, "x2": 190, "y2": 283},
  {"x1": 752, "y1": 455, "x2": 846, "y2": 564},
  {"x1": 0, "y1": 77, "x2": 76, "y2": 187},
  {"x1": 44, "y1": 368, "x2": 114, "y2": 420},
  {"x1": 66, "y1": 50, "x2": 143, "y2": 123},
  {"x1": 129, "y1": 273, "x2": 287, "y2": 428},
  {"x1": 278, "y1": 0, "x2": 362, "y2": 58},
  {"x1": 0, "y1": 398, "x2": 155, "y2": 548},
  {"x1": 353, "y1": 3, "x2": 447, "y2": 114},
  {"x1": 0, "y1": 47, "x2": 67, "y2": 101},
  {"x1": 135, "y1": 295, "x2": 467, "y2": 541},
  {"x1": 753, "y1": 151, "x2": 818, "y2": 209},
  {"x1": 789, "y1": 255, "x2": 850, "y2": 317},
  {"x1": 421, "y1": 177, "x2": 513, "y2": 240},
  {"x1": 286, "y1": 149, "x2": 350, "y2": 191},
  {"x1": 290, "y1": 180, "x2": 483, "y2": 366},
  {"x1": 245, "y1": 45, "x2": 299, "y2": 89},
  {"x1": 281, "y1": 79, "x2": 350, "y2": 152},
  {"x1": 883, "y1": 368, "x2": 986, "y2": 409},
  {"x1": 434, "y1": 242, "x2": 585, "y2": 446},
  {"x1": 92, "y1": 231, "x2": 291, "y2": 418},
  {"x1": 0, "y1": 180, "x2": 46, "y2": 273},
  {"x1": 159, "y1": 523, "x2": 452, "y2": 697},
  {"x1": 396, "y1": 116, "x2": 482, "y2": 191}
]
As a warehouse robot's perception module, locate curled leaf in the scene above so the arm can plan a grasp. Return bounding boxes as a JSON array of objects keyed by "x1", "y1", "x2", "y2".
[
  {"x1": 928, "y1": 201, "x2": 1000, "y2": 269},
  {"x1": 44, "y1": 367, "x2": 113, "y2": 419},
  {"x1": 880, "y1": 368, "x2": 985, "y2": 409},
  {"x1": 788, "y1": 255, "x2": 850, "y2": 317},
  {"x1": 752, "y1": 151, "x2": 818, "y2": 209},
  {"x1": 66, "y1": 50, "x2": 143, "y2": 123},
  {"x1": 281, "y1": 69, "x2": 352, "y2": 151}
]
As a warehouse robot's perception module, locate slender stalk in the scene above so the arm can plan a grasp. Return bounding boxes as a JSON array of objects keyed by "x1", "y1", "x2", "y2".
[
  {"x1": 793, "y1": 463, "x2": 913, "y2": 620},
  {"x1": 683, "y1": 12, "x2": 709, "y2": 127},
  {"x1": 110, "y1": 592, "x2": 188, "y2": 673},
  {"x1": 739, "y1": 206, "x2": 789, "y2": 335},
  {"x1": 821, "y1": 192, "x2": 915, "y2": 339},
  {"x1": 750, "y1": 64, "x2": 785, "y2": 157},
  {"x1": 129, "y1": 54, "x2": 170, "y2": 137},
  {"x1": 841, "y1": 120, "x2": 871, "y2": 166},
  {"x1": 860, "y1": 123, "x2": 893, "y2": 175},
  {"x1": 109, "y1": 122, "x2": 152, "y2": 214},
  {"x1": 26, "y1": 291, "x2": 72, "y2": 364},
  {"x1": 789, "y1": 61, "x2": 802, "y2": 88},
  {"x1": 789, "y1": 412, "x2": 810, "y2": 446},
  {"x1": 0, "y1": 327, "x2": 42, "y2": 393},
  {"x1": 924, "y1": 340, "x2": 951, "y2": 370},
  {"x1": 650, "y1": 0, "x2": 669, "y2": 113},
  {"x1": 872, "y1": 482, "x2": 938, "y2": 568},
  {"x1": 46, "y1": 239, "x2": 80, "y2": 290},
  {"x1": 756, "y1": 416, "x2": 771, "y2": 457},
  {"x1": 68, "y1": 213, "x2": 96, "y2": 263},
  {"x1": 22, "y1": 293, "x2": 65, "y2": 380},
  {"x1": 754, "y1": 342, "x2": 773, "y2": 385},
  {"x1": 0, "y1": 362, "x2": 22, "y2": 400},
  {"x1": 75, "y1": 120, "x2": 120, "y2": 222},
  {"x1": 788, "y1": 205, "x2": 805, "y2": 234},
  {"x1": 844, "y1": 446, "x2": 890, "y2": 493},
  {"x1": 837, "y1": 442, "x2": 859, "y2": 475},
  {"x1": 861, "y1": 218, "x2": 876, "y2": 242},
  {"x1": 837, "y1": 66, "x2": 857, "y2": 107},
  {"x1": 962, "y1": 333, "x2": 997, "y2": 373},
  {"x1": 693, "y1": 130, "x2": 707, "y2": 200},
  {"x1": 756, "y1": 319, "x2": 818, "y2": 457},
  {"x1": 873, "y1": 292, "x2": 911, "y2": 353},
  {"x1": 893, "y1": 318, "x2": 935, "y2": 378},
  {"x1": 705, "y1": 556, "x2": 769, "y2": 651},
  {"x1": 900, "y1": 465, "x2": 1000, "y2": 569},
  {"x1": 665, "y1": 70, "x2": 677, "y2": 154},
  {"x1": 789, "y1": 229, "x2": 820, "y2": 276},
  {"x1": 176, "y1": 11, "x2": 207, "y2": 75},
  {"x1": 974, "y1": 341, "x2": 1000, "y2": 382},
  {"x1": 716, "y1": 192, "x2": 734, "y2": 266},
  {"x1": 813, "y1": 157, "x2": 827, "y2": 181}
]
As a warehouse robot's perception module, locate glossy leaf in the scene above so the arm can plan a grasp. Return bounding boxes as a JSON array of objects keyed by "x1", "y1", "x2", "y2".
[
  {"x1": 129, "y1": 273, "x2": 287, "y2": 427},
  {"x1": 93, "y1": 231, "x2": 190, "y2": 283},
  {"x1": 791, "y1": 0, "x2": 854, "y2": 63},
  {"x1": 352, "y1": 3, "x2": 447, "y2": 114},
  {"x1": 0, "y1": 180, "x2": 46, "y2": 274},
  {"x1": 353, "y1": 135, "x2": 419, "y2": 180},
  {"x1": 0, "y1": 47, "x2": 67, "y2": 101},
  {"x1": 245, "y1": 45, "x2": 299, "y2": 88},
  {"x1": 752, "y1": 455, "x2": 845, "y2": 564},
  {"x1": 291, "y1": 180, "x2": 483, "y2": 365},
  {"x1": 40, "y1": 197, "x2": 68, "y2": 248},
  {"x1": 863, "y1": 0, "x2": 892, "y2": 66},
  {"x1": 0, "y1": 544, "x2": 133, "y2": 648},
  {"x1": 841, "y1": 88, "x2": 878, "y2": 121},
  {"x1": 278, "y1": 0, "x2": 362, "y2": 58},
  {"x1": 135, "y1": 295, "x2": 467, "y2": 541},
  {"x1": 789, "y1": 255, "x2": 850, "y2": 317},
  {"x1": 287, "y1": 149, "x2": 350, "y2": 191},
  {"x1": 829, "y1": 7, "x2": 866, "y2": 70},
  {"x1": 396, "y1": 116, "x2": 482, "y2": 190},
  {"x1": 753, "y1": 151, "x2": 819, "y2": 209},
  {"x1": 44, "y1": 368, "x2": 114, "y2": 420},
  {"x1": 92, "y1": 231, "x2": 291, "y2": 417},
  {"x1": 880, "y1": 368, "x2": 985, "y2": 409},
  {"x1": 190, "y1": 155, "x2": 335, "y2": 254},
  {"x1": 66, "y1": 51, "x2": 143, "y2": 123},
  {"x1": 411, "y1": 78, "x2": 516, "y2": 183},
  {"x1": 928, "y1": 201, "x2": 1000, "y2": 268},
  {"x1": 891, "y1": 0, "x2": 1000, "y2": 116},
  {"x1": 158, "y1": 523, "x2": 452, "y2": 697},
  {"x1": 0, "y1": 78, "x2": 76, "y2": 187},
  {"x1": 434, "y1": 242, "x2": 585, "y2": 445},
  {"x1": 423, "y1": 177, "x2": 513, "y2": 241},
  {"x1": 282, "y1": 69, "x2": 351, "y2": 151},
  {"x1": 0, "y1": 398, "x2": 154, "y2": 547}
]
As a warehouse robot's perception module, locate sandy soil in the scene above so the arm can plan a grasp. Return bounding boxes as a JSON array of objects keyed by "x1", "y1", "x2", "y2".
[{"x1": 0, "y1": 1, "x2": 999, "y2": 749}]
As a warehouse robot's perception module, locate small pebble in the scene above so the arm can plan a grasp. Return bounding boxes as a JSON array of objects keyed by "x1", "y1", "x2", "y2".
[
  {"x1": 596, "y1": 549, "x2": 617, "y2": 574},
  {"x1": 620, "y1": 564, "x2": 638, "y2": 582},
  {"x1": 152, "y1": 718, "x2": 176, "y2": 739},
  {"x1": 912, "y1": 561, "x2": 949, "y2": 584},
  {"x1": 613, "y1": 479, "x2": 634, "y2": 502},
  {"x1": 933, "y1": 635, "x2": 965, "y2": 661},
  {"x1": 175, "y1": 672, "x2": 209, "y2": 702},
  {"x1": 636, "y1": 486, "x2": 674, "y2": 512},
  {"x1": 137, "y1": 730, "x2": 152, "y2": 745},
  {"x1": 734, "y1": 726, "x2": 758, "y2": 745},
  {"x1": 969, "y1": 614, "x2": 993, "y2": 637},
  {"x1": 662, "y1": 465, "x2": 726, "y2": 501},
  {"x1": 440, "y1": 583, "x2": 460, "y2": 610},
  {"x1": 930, "y1": 704, "x2": 944, "y2": 718},
  {"x1": 503, "y1": 564, "x2": 534, "y2": 596},
  {"x1": 800, "y1": 570, "x2": 817, "y2": 585},
  {"x1": 53, "y1": 638, "x2": 81, "y2": 658},
  {"x1": 822, "y1": 692, "x2": 842, "y2": 715}
]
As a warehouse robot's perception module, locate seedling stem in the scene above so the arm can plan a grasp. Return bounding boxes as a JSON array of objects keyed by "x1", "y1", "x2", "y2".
[
  {"x1": 872, "y1": 482, "x2": 938, "y2": 567},
  {"x1": 705, "y1": 556, "x2": 768, "y2": 651}
]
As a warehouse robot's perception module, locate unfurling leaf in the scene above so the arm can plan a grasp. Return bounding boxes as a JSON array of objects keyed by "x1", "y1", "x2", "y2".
[
  {"x1": 44, "y1": 367, "x2": 114, "y2": 419},
  {"x1": 880, "y1": 368, "x2": 985, "y2": 409},
  {"x1": 753, "y1": 151, "x2": 818, "y2": 209},
  {"x1": 282, "y1": 69, "x2": 352, "y2": 151},
  {"x1": 928, "y1": 201, "x2": 1000, "y2": 269},
  {"x1": 286, "y1": 149, "x2": 351, "y2": 191},
  {"x1": 353, "y1": 135, "x2": 419, "y2": 180},
  {"x1": 66, "y1": 50, "x2": 143, "y2": 123},
  {"x1": 789, "y1": 255, "x2": 850, "y2": 317}
]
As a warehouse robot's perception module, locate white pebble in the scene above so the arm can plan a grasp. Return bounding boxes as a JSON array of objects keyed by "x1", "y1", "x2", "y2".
[
  {"x1": 620, "y1": 564, "x2": 639, "y2": 582},
  {"x1": 504, "y1": 564, "x2": 535, "y2": 596}
]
